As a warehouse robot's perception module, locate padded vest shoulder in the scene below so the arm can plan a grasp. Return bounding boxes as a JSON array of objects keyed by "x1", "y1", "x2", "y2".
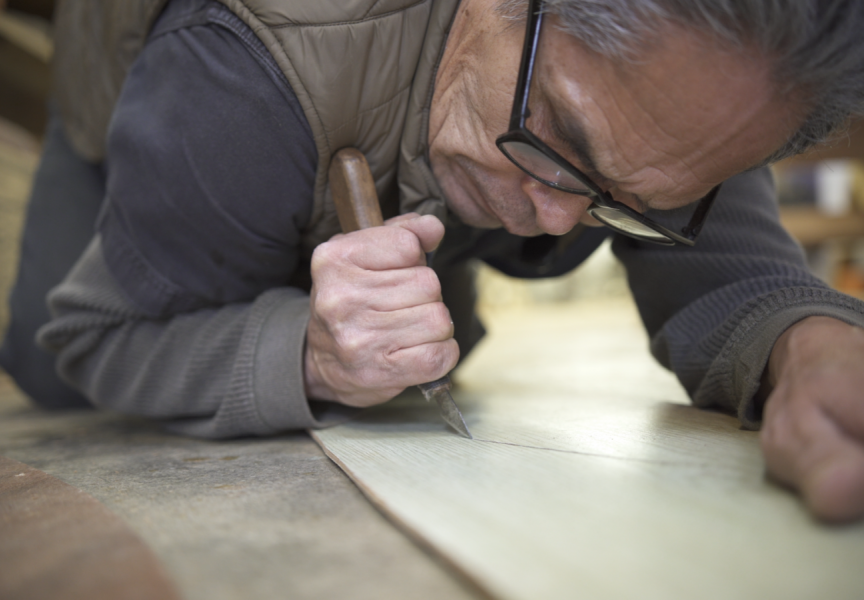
[
  {"x1": 53, "y1": 0, "x2": 459, "y2": 250},
  {"x1": 53, "y1": 0, "x2": 170, "y2": 163}
]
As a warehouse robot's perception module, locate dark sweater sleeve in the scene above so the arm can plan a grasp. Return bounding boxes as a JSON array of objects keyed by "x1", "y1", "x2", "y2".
[
  {"x1": 37, "y1": 0, "x2": 359, "y2": 437},
  {"x1": 98, "y1": 0, "x2": 317, "y2": 316},
  {"x1": 615, "y1": 167, "x2": 864, "y2": 428}
]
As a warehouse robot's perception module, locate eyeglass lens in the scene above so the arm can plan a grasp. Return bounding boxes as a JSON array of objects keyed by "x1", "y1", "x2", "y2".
[
  {"x1": 499, "y1": 140, "x2": 593, "y2": 195},
  {"x1": 502, "y1": 138, "x2": 677, "y2": 243},
  {"x1": 587, "y1": 205, "x2": 673, "y2": 242}
]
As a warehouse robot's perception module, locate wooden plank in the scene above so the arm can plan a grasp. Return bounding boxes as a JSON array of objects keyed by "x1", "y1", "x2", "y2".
[
  {"x1": 0, "y1": 456, "x2": 182, "y2": 600},
  {"x1": 780, "y1": 206, "x2": 864, "y2": 247},
  {"x1": 313, "y1": 299, "x2": 864, "y2": 600}
]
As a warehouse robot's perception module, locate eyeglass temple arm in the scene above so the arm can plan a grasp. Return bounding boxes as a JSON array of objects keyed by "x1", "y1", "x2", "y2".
[
  {"x1": 508, "y1": 1, "x2": 544, "y2": 130},
  {"x1": 680, "y1": 184, "x2": 721, "y2": 239}
]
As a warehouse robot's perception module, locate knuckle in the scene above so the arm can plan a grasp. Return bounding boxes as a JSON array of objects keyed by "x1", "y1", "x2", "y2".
[
  {"x1": 443, "y1": 339, "x2": 461, "y2": 370},
  {"x1": 414, "y1": 267, "x2": 442, "y2": 298},
  {"x1": 310, "y1": 240, "x2": 340, "y2": 272},
  {"x1": 311, "y1": 287, "x2": 344, "y2": 319},
  {"x1": 430, "y1": 301, "x2": 453, "y2": 329},
  {"x1": 334, "y1": 328, "x2": 367, "y2": 359},
  {"x1": 421, "y1": 340, "x2": 459, "y2": 378},
  {"x1": 381, "y1": 350, "x2": 411, "y2": 377},
  {"x1": 390, "y1": 228, "x2": 422, "y2": 260},
  {"x1": 760, "y1": 427, "x2": 780, "y2": 456},
  {"x1": 347, "y1": 368, "x2": 378, "y2": 390}
]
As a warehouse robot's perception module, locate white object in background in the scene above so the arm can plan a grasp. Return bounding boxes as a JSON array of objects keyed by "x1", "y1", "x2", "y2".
[{"x1": 815, "y1": 160, "x2": 853, "y2": 216}]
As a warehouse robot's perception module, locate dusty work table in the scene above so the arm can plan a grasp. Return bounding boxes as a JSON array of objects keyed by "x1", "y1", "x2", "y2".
[
  {"x1": 0, "y1": 114, "x2": 473, "y2": 600},
  {"x1": 0, "y1": 374, "x2": 479, "y2": 600}
]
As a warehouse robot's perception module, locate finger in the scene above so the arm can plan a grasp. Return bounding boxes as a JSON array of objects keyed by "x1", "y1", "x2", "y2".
[
  {"x1": 762, "y1": 390, "x2": 864, "y2": 521},
  {"x1": 387, "y1": 338, "x2": 460, "y2": 384},
  {"x1": 304, "y1": 336, "x2": 410, "y2": 407},
  {"x1": 315, "y1": 225, "x2": 429, "y2": 272},
  {"x1": 373, "y1": 302, "x2": 455, "y2": 350},
  {"x1": 388, "y1": 214, "x2": 445, "y2": 254},
  {"x1": 801, "y1": 438, "x2": 864, "y2": 522},
  {"x1": 312, "y1": 266, "x2": 443, "y2": 321},
  {"x1": 315, "y1": 338, "x2": 459, "y2": 408},
  {"x1": 323, "y1": 302, "x2": 454, "y2": 362},
  {"x1": 333, "y1": 386, "x2": 410, "y2": 408},
  {"x1": 360, "y1": 266, "x2": 444, "y2": 311},
  {"x1": 818, "y1": 369, "x2": 864, "y2": 439},
  {"x1": 761, "y1": 386, "x2": 833, "y2": 486},
  {"x1": 342, "y1": 337, "x2": 459, "y2": 391}
]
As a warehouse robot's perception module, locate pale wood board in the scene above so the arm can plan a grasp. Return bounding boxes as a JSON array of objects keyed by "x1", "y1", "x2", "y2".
[{"x1": 312, "y1": 298, "x2": 864, "y2": 600}]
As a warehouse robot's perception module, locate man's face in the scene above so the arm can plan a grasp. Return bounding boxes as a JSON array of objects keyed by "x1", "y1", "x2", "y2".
[{"x1": 428, "y1": 0, "x2": 803, "y2": 237}]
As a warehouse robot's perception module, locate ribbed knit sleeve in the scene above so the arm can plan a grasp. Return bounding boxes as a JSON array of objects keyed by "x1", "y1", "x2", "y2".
[
  {"x1": 30, "y1": 0, "x2": 367, "y2": 437},
  {"x1": 38, "y1": 237, "x2": 358, "y2": 438},
  {"x1": 615, "y1": 167, "x2": 864, "y2": 428}
]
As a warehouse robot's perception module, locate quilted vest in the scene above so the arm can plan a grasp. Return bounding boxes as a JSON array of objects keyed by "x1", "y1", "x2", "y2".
[{"x1": 53, "y1": 0, "x2": 459, "y2": 253}]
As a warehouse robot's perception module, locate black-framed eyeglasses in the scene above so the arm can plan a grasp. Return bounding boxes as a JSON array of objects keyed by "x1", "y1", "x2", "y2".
[{"x1": 495, "y1": 0, "x2": 720, "y2": 246}]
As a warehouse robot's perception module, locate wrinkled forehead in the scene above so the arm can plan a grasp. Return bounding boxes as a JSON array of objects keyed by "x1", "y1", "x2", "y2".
[{"x1": 533, "y1": 18, "x2": 803, "y2": 202}]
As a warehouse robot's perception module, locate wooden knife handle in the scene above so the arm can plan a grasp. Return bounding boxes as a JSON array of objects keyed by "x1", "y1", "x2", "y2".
[{"x1": 329, "y1": 148, "x2": 384, "y2": 232}]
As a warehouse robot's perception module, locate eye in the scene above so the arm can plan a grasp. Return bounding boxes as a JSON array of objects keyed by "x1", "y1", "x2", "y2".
[
  {"x1": 547, "y1": 119, "x2": 602, "y2": 180},
  {"x1": 547, "y1": 118, "x2": 578, "y2": 158}
]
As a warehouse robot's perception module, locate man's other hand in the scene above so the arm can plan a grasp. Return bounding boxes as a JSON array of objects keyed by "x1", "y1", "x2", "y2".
[
  {"x1": 304, "y1": 214, "x2": 459, "y2": 407},
  {"x1": 761, "y1": 316, "x2": 864, "y2": 522}
]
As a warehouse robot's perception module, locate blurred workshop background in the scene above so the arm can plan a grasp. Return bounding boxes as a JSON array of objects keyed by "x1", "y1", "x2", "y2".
[{"x1": 2, "y1": 0, "x2": 864, "y2": 349}]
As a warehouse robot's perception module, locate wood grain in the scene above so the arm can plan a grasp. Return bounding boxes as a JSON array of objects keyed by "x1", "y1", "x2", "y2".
[
  {"x1": 0, "y1": 456, "x2": 182, "y2": 600},
  {"x1": 313, "y1": 298, "x2": 864, "y2": 600},
  {"x1": 329, "y1": 148, "x2": 384, "y2": 232}
]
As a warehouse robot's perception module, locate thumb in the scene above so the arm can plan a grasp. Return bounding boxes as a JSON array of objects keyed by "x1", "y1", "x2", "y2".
[{"x1": 387, "y1": 214, "x2": 446, "y2": 254}]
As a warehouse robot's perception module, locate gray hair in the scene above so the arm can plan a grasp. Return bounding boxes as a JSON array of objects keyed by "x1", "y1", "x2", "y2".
[{"x1": 498, "y1": 0, "x2": 864, "y2": 163}]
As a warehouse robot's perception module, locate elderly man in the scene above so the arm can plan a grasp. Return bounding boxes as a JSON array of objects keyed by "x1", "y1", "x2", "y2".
[{"x1": 2, "y1": 0, "x2": 864, "y2": 521}]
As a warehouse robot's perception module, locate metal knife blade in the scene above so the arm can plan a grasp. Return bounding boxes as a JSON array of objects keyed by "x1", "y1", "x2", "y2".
[{"x1": 419, "y1": 377, "x2": 472, "y2": 439}]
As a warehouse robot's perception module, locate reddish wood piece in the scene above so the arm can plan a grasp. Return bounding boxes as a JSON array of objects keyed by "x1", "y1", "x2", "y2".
[
  {"x1": 329, "y1": 147, "x2": 385, "y2": 232},
  {"x1": 0, "y1": 456, "x2": 182, "y2": 600}
]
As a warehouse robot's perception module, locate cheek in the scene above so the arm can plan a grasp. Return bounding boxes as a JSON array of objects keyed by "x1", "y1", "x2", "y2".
[
  {"x1": 432, "y1": 119, "x2": 524, "y2": 189},
  {"x1": 431, "y1": 97, "x2": 520, "y2": 179}
]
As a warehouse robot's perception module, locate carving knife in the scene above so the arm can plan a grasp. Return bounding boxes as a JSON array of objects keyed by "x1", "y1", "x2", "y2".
[{"x1": 328, "y1": 147, "x2": 473, "y2": 439}]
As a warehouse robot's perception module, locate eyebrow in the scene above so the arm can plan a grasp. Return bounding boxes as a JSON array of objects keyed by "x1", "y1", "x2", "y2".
[
  {"x1": 548, "y1": 110, "x2": 605, "y2": 181},
  {"x1": 548, "y1": 110, "x2": 652, "y2": 211}
]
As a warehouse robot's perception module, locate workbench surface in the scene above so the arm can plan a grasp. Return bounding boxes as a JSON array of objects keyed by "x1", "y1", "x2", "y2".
[{"x1": 0, "y1": 374, "x2": 479, "y2": 600}]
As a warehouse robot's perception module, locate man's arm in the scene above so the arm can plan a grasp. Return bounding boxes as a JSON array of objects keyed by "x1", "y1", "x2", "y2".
[
  {"x1": 39, "y1": 0, "x2": 458, "y2": 434},
  {"x1": 37, "y1": 0, "x2": 340, "y2": 437},
  {"x1": 613, "y1": 167, "x2": 864, "y2": 520},
  {"x1": 40, "y1": 236, "x2": 328, "y2": 438}
]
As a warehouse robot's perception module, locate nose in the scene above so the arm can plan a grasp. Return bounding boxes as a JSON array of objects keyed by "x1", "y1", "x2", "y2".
[{"x1": 521, "y1": 178, "x2": 592, "y2": 236}]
